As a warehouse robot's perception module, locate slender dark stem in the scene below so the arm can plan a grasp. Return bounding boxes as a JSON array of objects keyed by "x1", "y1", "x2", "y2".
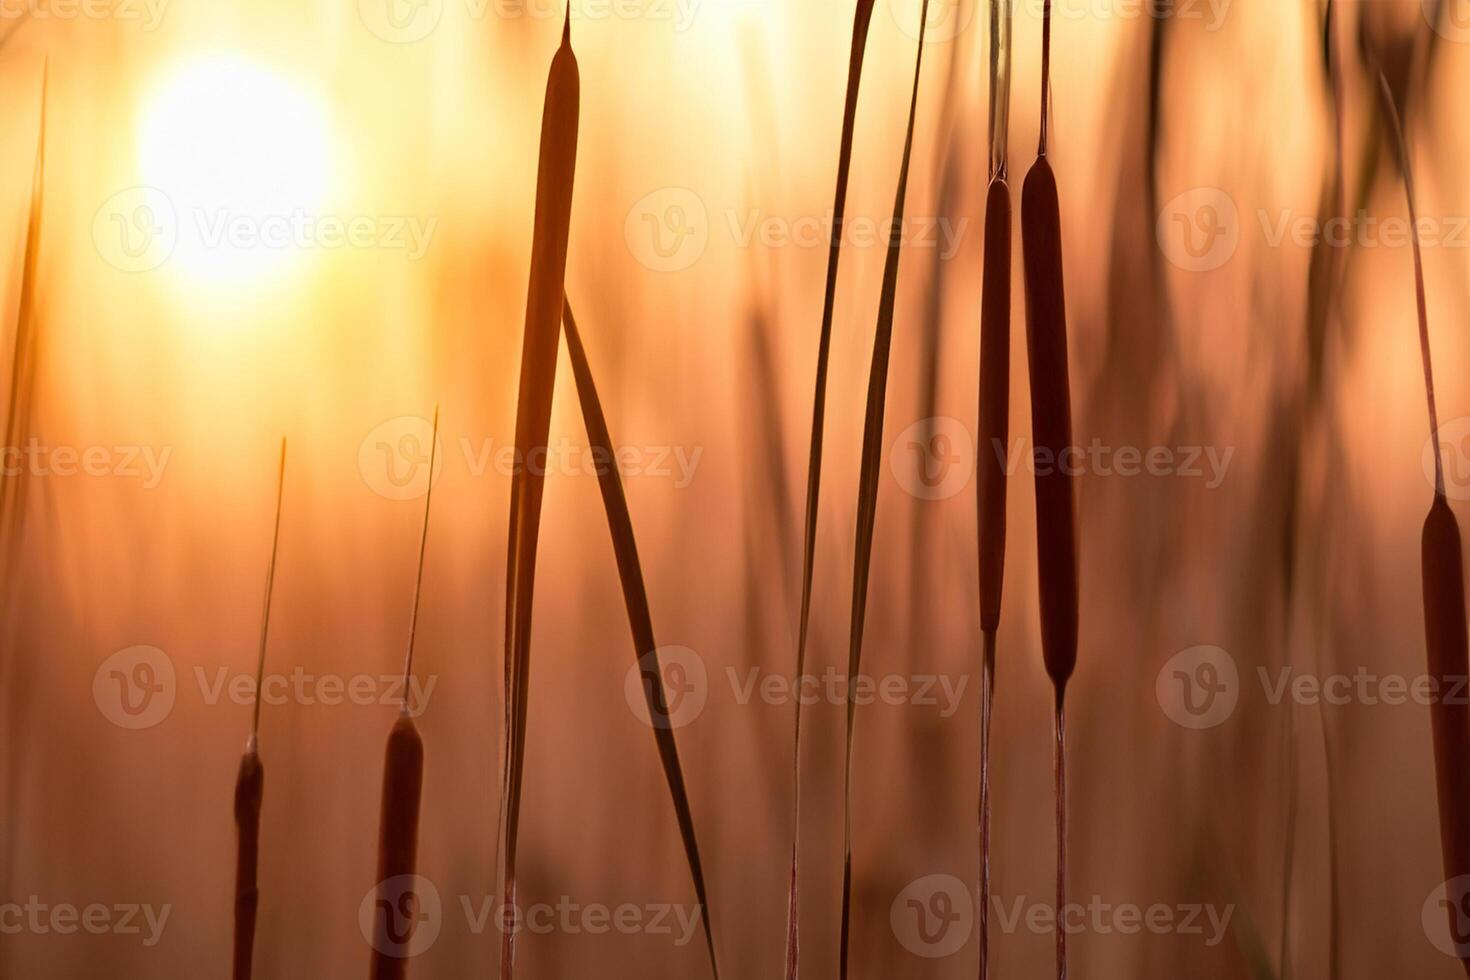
[
  {"x1": 1038, "y1": 0, "x2": 1052, "y2": 157},
  {"x1": 400, "y1": 406, "x2": 440, "y2": 713},
  {"x1": 1054, "y1": 694, "x2": 1067, "y2": 980},
  {"x1": 250, "y1": 439, "x2": 287, "y2": 744},
  {"x1": 1374, "y1": 70, "x2": 1441, "y2": 497},
  {"x1": 979, "y1": 629, "x2": 997, "y2": 980}
]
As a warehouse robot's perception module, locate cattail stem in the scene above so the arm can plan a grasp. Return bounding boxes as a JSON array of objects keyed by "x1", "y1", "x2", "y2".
[
  {"x1": 233, "y1": 439, "x2": 287, "y2": 980},
  {"x1": 987, "y1": 0, "x2": 1013, "y2": 181},
  {"x1": 1038, "y1": 0, "x2": 1052, "y2": 156},
  {"x1": 979, "y1": 629, "x2": 997, "y2": 980},
  {"x1": 1054, "y1": 696, "x2": 1067, "y2": 980}
]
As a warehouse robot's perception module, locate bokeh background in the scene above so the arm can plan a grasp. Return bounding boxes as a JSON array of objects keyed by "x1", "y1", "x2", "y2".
[{"x1": 2, "y1": 0, "x2": 1470, "y2": 976}]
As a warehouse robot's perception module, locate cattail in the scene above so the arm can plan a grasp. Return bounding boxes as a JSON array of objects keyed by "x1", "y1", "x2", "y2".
[
  {"x1": 839, "y1": 1, "x2": 932, "y2": 976},
  {"x1": 498, "y1": 11, "x2": 578, "y2": 980},
  {"x1": 1021, "y1": 4, "x2": 1077, "y2": 979},
  {"x1": 233, "y1": 438, "x2": 287, "y2": 980},
  {"x1": 368, "y1": 407, "x2": 438, "y2": 980},
  {"x1": 1375, "y1": 69, "x2": 1470, "y2": 980},
  {"x1": 785, "y1": 4, "x2": 876, "y2": 972},
  {"x1": 563, "y1": 299, "x2": 720, "y2": 978},
  {"x1": 977, "y1": 4, "x2": 1014, "y2": 978}
]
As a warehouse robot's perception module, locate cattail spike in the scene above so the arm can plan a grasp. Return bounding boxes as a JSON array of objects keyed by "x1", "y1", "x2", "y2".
[{"x1": 233, "y1": 440, "x2": 287, "y2": 980}]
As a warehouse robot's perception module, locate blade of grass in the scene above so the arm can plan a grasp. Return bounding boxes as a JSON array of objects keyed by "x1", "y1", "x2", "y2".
[
  {"x1": 562, "y1": 299, "x2": 720, "y2": 979},
  {"x1": 233, "y1": 438, "x2": 287, "y2": 980},
  {"x1": 784, "y1": 4, "x2": 877, "y2": 975},
  {"x1": 0, "y1": 65, "x2": 46, "y2": 587},
  {"x1": 1022, "y1": 5, "x2": 1078, "y2": 980},
  {"x1": 498, "y1": 12, "x2": 579, "y2": 980},
  {"x1": 368, "y1": 407, "x2": 438, "y2": 980},
  {"x1": 1374, "y1": 66, "x2": 1470, "y2": 980},
  {"x1": 838, "y1": 2, "x2": 932, "y2": 975}
]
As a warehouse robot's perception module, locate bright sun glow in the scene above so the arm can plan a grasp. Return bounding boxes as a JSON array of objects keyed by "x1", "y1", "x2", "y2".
[{"x1": 138, "y1": 56, "x2": 332, "y2": 285}]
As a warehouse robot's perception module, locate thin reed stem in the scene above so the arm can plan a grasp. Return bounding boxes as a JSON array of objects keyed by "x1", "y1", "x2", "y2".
[{"x1": 399, "y1": 407, "x2": 440, "y2": 711}]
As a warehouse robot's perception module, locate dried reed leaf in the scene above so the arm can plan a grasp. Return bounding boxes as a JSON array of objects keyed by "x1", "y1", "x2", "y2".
[
  {"x1": 784, "y1": 4, "x2": 876, "y2": 974},
  {"x1": 838, "y1": 2, "x2": 932, "y2": 974},
  {"x1": 498, "y1": 13, "x2": 579, "y2": 980},
  {"x1": 562, "y1": 299, "x2": 720, "y2": 979}
]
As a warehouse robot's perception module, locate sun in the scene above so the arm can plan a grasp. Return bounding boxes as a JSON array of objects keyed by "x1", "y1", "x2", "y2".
[{"x1": 138, "y1": 56, "x2": 333, "y2": 285}]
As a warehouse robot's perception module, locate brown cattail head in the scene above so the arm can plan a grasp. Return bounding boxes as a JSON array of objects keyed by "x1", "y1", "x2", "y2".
[
  {"x1": 1021, "y1": 156, "x2": 1078, "y2": 696},
  {"x1": 978, "y1": 176, "x2": 1012, "y2": 634},
  {"x1": 232, "y1": 745, "x2": 263, "y2": 980},
  {"x1": 1423, "y1": 496, "x2": 1470, "y2": 976},
  {"x1": 369, "y1": 715, "x2": 425, "y2": 980}
]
